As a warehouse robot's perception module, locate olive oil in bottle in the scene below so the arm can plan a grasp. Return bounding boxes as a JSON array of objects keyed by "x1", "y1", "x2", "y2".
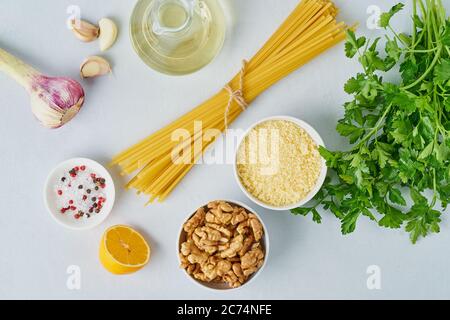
[{"x1": 130, "y1": 0, "x2": 226, "y2": 75}]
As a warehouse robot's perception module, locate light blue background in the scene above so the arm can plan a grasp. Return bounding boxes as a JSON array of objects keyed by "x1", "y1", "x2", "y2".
[{"x1": 0, "y1": 0, "x2": 449, "y2": 299}]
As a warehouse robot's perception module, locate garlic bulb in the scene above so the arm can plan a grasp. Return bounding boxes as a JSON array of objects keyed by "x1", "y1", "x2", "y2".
[{"x1": 0, "y1": 47, "x2": 85, "y2": 128}]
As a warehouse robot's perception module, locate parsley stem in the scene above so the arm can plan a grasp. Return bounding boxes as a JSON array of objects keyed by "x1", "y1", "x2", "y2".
[
  {"x1": 431, "y1": 169, "x2": 437, "y2": 207},
  {"x1": 406, "y1": 47, "x2": 438, "y2": 53},
  {"x1": 428, "y1": 0, "x2": 441, "y2": 45},
  {"x1": 437, "y1": 0, "x2": 445, "y2": 25},
  {"x1": 412, "y1": 0, "x2": 417, "y2": 45},
  {"x1": 426, "y1": 0, "x2": 434, "y2": 48},
  {"x1": 388, "y1": 25, "x2": 409, "y2": 46},
  {"x1": 402, "y1": 46, "x2": 442, "y2": 90},
  {"x1": 354, "y1": 104, "x2": 392, "y2": 149},
  {"x1": 445, "y1": 46, "x2": 450, "y2": 57},
  {"x1": 411, "y1": 23, "x2": 427, "y2": 49},
  {"x1": 418, "y1": 0, "x2": 427, "y2": 24}
]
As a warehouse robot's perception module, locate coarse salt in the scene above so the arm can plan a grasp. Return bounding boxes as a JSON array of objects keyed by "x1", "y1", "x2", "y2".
[{"x1": 54, "y1": 165, "x2": 107, "y2": 220}]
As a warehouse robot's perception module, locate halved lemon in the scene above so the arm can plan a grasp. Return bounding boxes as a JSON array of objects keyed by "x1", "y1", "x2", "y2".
[{"x1": 99, "y1": 225, "x2": 150, "y2": 275}]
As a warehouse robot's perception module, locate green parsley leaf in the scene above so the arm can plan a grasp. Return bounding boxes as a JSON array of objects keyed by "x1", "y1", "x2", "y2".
[
  {"x1": 389, "y1": 188, "x2": 407, "y2": 206},
  {"x1": 410, "y1": 188, "x2": 427, "y2": 205},
  {"x1": 418, "y1": 142, "x2": 434, "y2": 160},
  {"x1": 341, "y1": 211, "x2": 360, "y2": 234},
  {"x1": 378, "y1": 205, "x2": 404, "y2": 229},
  {"x1": 345, "y1": 30, "x2": 366, "y2": 58},
  {"x1": 400, "y1": 59, "x2": 418, "y2": 84},
  {"x1": 336, "y1": 122, "x2": 364, "y2": 143},
  {"x1": 386, "y1": 38, "x2": 401, "y2": 61},
  {"x1": 291, "y1": 207, "x2": 322, "y2": 224},
  {"x1": 380, "y1": 3, "x2": 405, "y2": 28},
  {"x1": 434, "y1": 59, "x2": 450, "y2": 82}
]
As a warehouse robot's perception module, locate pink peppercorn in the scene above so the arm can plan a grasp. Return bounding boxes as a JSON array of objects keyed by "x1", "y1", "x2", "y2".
[
  {"x1": 80, "y1": 165, "x2": 86, "y2": 171},
  {"x1": 74, "y1": 214, "x2": 80, "y2": 219},
  {"x1": 69, "y1": 200, "x2": 74, "y2": 205},
  {"x1": 70, "y1": 206, "x2": 76, "y2": 211},
  {"x1": 57, "y1": 190, "x2": 62, "y2": 196}
]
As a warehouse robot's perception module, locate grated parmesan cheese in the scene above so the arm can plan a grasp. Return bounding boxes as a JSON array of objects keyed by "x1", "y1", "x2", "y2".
[{"x1": 236, "y1": 120, "x2": 322, "y2": 207}]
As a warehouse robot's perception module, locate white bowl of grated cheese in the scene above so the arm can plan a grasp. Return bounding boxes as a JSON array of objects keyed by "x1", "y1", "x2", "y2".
[{"x1": 234, "y1": 116, "x2": 327, "y2": 211}]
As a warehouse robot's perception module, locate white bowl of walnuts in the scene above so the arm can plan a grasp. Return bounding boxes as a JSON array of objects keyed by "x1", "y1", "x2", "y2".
[{"x1": 178, "y1": 200, "x2": 269, "y2": 290}]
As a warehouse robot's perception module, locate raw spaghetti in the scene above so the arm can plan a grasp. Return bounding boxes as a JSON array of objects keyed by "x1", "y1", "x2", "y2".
[{"x1": 112, "y1": 0, "x2": 350, "y2": 203}]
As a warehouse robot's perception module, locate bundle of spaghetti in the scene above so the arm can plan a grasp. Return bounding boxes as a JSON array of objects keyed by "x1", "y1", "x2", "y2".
[{"x1": 112, "y1": 0, "x2": 350, "y2": 203}]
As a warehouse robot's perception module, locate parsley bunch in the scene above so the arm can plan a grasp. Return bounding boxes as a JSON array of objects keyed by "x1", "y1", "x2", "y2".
[{"x1": 292, "y1": 0, "x2": 450, "y2": 243}]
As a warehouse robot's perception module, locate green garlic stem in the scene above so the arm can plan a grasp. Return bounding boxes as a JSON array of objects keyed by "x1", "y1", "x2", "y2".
[{"x1": 0, "y1": 47, "x2": 39, "y2": 90}]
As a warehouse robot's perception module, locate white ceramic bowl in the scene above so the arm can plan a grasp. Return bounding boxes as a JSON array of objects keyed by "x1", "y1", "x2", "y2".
[
  {"x1": 178, "y1": 200, "x2": 269, "y2": 291},
  {"x1": 234, "y1": 116, "x2": 327, "y2": 211},
  {"x1": 44, "y1": 158, "x2": 115, "y2": 230}
]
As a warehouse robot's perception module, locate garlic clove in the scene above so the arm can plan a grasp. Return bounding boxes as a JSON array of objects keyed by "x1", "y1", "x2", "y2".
[
  {"x1": 80, "y1": 56, "x2": 112, "y2": 78},
  {"x1": 70, "y1": 19, "x2": 100, "y2": 42},
  {"x1": 98, "y1": 18, "x2": 118, "y2": 51}
]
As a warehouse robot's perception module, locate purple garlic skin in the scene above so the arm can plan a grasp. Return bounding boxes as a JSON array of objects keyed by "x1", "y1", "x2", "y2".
[
  {"x1": 0, "y1": 47, "x2": 85, "y2": 129},
  {"x1": 30, "y1": 75, "x2": 85, "y2": 128}
]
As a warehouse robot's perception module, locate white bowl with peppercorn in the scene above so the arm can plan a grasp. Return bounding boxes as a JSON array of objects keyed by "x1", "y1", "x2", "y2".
[
  {"x1": 178, "y1": 200, "x2": 269, "y2": 290},
  {"x1": 44, "y1": 158, "x2": 115, "y2": 230}
]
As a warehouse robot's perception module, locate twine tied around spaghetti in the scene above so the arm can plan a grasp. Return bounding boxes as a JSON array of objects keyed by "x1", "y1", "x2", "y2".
[{"x1": 223, "y1": 60, "x2": 249, "y2": 130}]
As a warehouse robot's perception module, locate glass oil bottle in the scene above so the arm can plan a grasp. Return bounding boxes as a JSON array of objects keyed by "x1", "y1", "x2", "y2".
[{"x1": 130, "y1": 0, "x2": 226, "y2": 75}]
